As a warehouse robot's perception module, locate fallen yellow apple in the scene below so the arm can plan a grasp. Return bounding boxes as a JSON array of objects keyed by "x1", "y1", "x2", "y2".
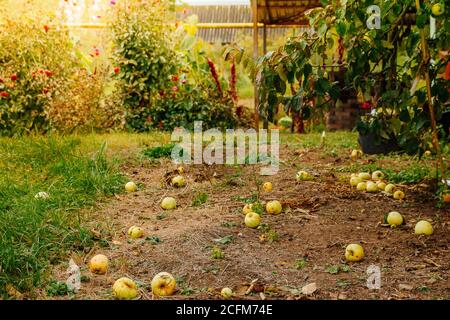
[
  {"x1": 424, "y1": 150, "x2": 431, "y2": 157},
  {"x1": 414, "y1": 220, "x2": 433, "y2": 235},
  {"x1": 89, "y1": 254, "x2": 109, "y2": 275},
  {"x1": 350, "y1": 149, "x2": 363, "y2": 160},
  {"x1": 221, "y1": 287, "x2": 233, "y2": 299},
  {"x1": 350, "y1": 176, "x2": 363, "y2": 187},
  {"x1": 242, "y1": 203, "x2": 253, "y2": 215},
  {"x1": 393, "y1": 190, "x2": 405, "y2": 200},
  {"x1": 128, "y1": 226, "x2": 144, "y2": 239},
  {"x1": 345, "y1": 244, "x2": 365, "y2": 262},
  {"x1": 377, "y1": 181, "x2": 386, "y2": 191},
  {"x1": 161, "y1": 197, "x2": 177, "y2": 210},
  {"x1": 386, "y1": 211, "x2": 403, "y2": 227},
  {"x1": 356, "y1": 181, "x2": 367, "y2": 191},
  {"x1": 171, "y1": 175, "x2": 186, "y2": 188},
  {"x1": 263, "y1": 182, "x2": 273, "y2": 192},
  {"x1": 366, "y1": 181, "x2": 378, "y2": 193},
  {"x1": 244, "y1": 212, "x2": 261, "y2": 228},
  {"x1": 125, "y1": 181, "x2": 137, "y2": 192},
  {"x1": 358, "y1": 172, "x2": 371, "y2": 180},
  {"x1": 151, "y1": 272, "x2": 177, "y2": 296},
  {"x1": 296, "y1": 170, "x2": 313, "y2": 181},
  {"x1": 113, "y1": 277, "x2": 138, "y2": 300},
  {"x1": 177, "y1": 166, "x2": 185, "y2": 174},
  {"x1": 371, "y1": 170, "x2": 384, "y2": 181},
  {"x1": 266, "y1": 200, "x2": 282, "y2": 215},
  {"x1": 384, "y1": 183, "x2": 396, "y2": 194}
]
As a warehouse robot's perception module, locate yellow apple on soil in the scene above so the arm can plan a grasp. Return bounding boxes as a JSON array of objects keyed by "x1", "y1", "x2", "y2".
[
  {"x1": 432, "y1": 3, "x2": 444, "y2": 16},
  {"x1": 414, "y1": 220, "x2": 433, "y2": 235},
  {"x1": 89, "y1": 254, "x2": 109, "y2": 274},
  {"x1": 128, "y1": 226, "x2": 144, "y2": 239},
  {"x1": 177, "y1": 166, "x2": 185, "y2": 174},
  {"x1": 296, "y1": 170, "x2": 313, "y2": 181},
  {"x1": 377, "y1": 181, "x2": 386, "y2": 191},
  {"x1": 221, "y1": 287, "x2": 233, "y2": 299},
  {"x1": 125, "y1": 181, "x2": 137, "y2": 192},
  {"x1": 350, "y1": 149, "x2": 363, "y2": 160},
  {"x1": 384, "y1": 183, "x2": 396, "y2": 194},
  {"x1": 161, "y1": 197, "x2": 177, "y2": 210},
  {"x1": 345, "y1": 244, "x2": 365, "y2": 262},
  {"x1": 266, "y1": 200, "x2": 282, "y2": 214},
  {"x1": 371, "y1": 170, "x2": 384, "y2": 181},
  {"x1": 358, "y1": 172, "x2": 371, "y2": 180},
  {"x1": 171, "y1": 175, "x2": 186, "y2": 188},
  {"x1": 350, "y1": 176, "x2": 363, "y2": 187},
  {"x1": 151, "y1": 272, "x2": 177, "y2": 296},
  {"x1": 387, "y1": 211, "x2": 403, "y2": 227},
  {"x1": 113, "y1": 277, "x2": 138, "y2": 300},
  {"x1": 366, "y1": 181, "x2": 378, "y2": 193},
  {"x1": 393, "y1": 190, "x2": 405, "y2": 200},
  {"x1": 424, "y1": 150, "x2": 431, "y2": 157},
  {"x1": 245, "y1": 212, "x2": 261, "y2": 228},
  {"x1": 242, "y1": 203, "x2": 253, "y2": 215},
  {"x1": 356, "y1": 181, "x2": 367, "y2": 191},
  {"x1": 263, "y1": 182, "x2": 273, "y2": 192}
]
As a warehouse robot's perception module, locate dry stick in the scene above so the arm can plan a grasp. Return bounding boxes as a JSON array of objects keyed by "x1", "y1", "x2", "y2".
[{"x1": 415, "y1": 0, "x2": 447, "y2": 190}]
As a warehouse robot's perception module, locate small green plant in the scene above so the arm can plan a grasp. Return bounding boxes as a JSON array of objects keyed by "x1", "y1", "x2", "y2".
[
  {"x1": 213, "y1": 235, "x2": 233, "y2": 245},
  {"x1": 142, "y1": 144, "x2": 175, "y2": 159},
  {"x1": 294, "y1": 258, "x2": 307, "y2": 270},
  {"x1": 221, "y1": 221, "x2": 237, "y2": 228},
  {"x1": 145, "y1": 236, "x2": 163, "y2": 245},
  {"x1": 417, "y1": 285, "x2": 431, "y2": 292},
  {"x1": 210, "y1": 246, "x2": 225, "y2": 260},
  {"x1": 156, "y1": 213, "x2": 168, "y2": 220},
  {"x1": 46, "y1": 281, "x2": 73, "y2": 297},
  {"x1": 325, "y1": 264, "x2": 351, "y2": 274},
  {"x1": 180, "y1": 287, "x2": 195, "y2": 296},
  {"x1": 192, "y1": 192, "x2": 209, "y2": 206},
  {"x1": 267, "y1": 230, "x2": 280, "y2": 243}
]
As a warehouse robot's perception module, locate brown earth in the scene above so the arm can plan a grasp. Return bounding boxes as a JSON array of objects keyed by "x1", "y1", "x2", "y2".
[{"x1": 51, "y1": 146, "x2": 450, "y2": 300}]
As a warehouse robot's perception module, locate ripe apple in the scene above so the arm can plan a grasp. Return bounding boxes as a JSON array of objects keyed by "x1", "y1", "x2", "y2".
[
  {"x1": 151, "y1": 272, "x2": 177, "y2": 296},
  {"x1": 263, "y1": 182, "x2": 273, "y2": 192},
  {"x1": 177, "y1": 166, "x2": 185, "y2": 174},
  {"x1": 424, "y1": 150, "x2": 431, "y2": 157},
  {"x1": 221, "y1": 287, "x2": 233, "y2": 299},
  {"x1": 377, "y1": 181, "x2": 386, "y2": 191},
  {"x1": 432, "y1": 3, "x2": 444, "y2": 16},
  {"x1": 266, "y1": 200, "x2": 282, "y2": 214},
  {"x1": 171, "y1": 175, "x2": 186, "y2": 188},
  {"x1": 384, "y1": 183, "x2": 396, "y2": 194},
  {"x1": 34, "y1": 191, "x2": 50, "y2": 200},
  {"x1": 366, "y1": 181, "x2": 378, "y2": 193},
  {"x1": 350, "y1": 176, "x2": 363, "y2": 187},
  {"x1": 393, "y1": 190, "x2": 405, "y2": 200},
  {"x1": 356, "y1": 181, "x2": 367, "y2": 191},
  {"x1": 386, "y1": 211, "x2": 403, "y2": 227},
  {"x1": 242, "y1": 203, "x2": 253, "y2": 215},
  {"x1": 443, "y1": 193, "x2": 450, "y2": 204},
  {"x1": 161, "y1": 197, "x2": 177, "y2": 210},
  {"x1": 414, "y1": 220, "x2": 433, "y2": 235},
  {"x1": 125, "y1": 181, "x2": 137, "y2": 192},
  {"x1": 350, "y1": 149, "x2": 363, "y2": 160},
  {"x1": 244, "y1": 212, "x2": 261, "y2": 228},
  {"x1": 371, "y1": 170, "x2": 384, "y2": 181},
  {"x1": 345, "y1": 244, "x2": 365, "y2": 262},
  {"x1": 358, "y1": 172, "x2": 371, "y2": 180},
  {"x1": 128, "y1": 226, "x2": 144, "y2": 239},
  {"x1": 89, "y1": 254, "x2": 109, "y2": 274},
  {"x1": 296, "y1": 170, "x2": 313, "y2": 181},
  {"x1": 113, "y1": 277, "x2": 138, "y2": 300}
]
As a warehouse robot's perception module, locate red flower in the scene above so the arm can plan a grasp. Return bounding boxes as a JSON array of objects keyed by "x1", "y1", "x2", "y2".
[
  {"x1": 361, "y1": 101, "x2": 372, "y2": 109},
  {"x1": 181, "y1": 79, "x2": 187, "y2": 84},
  {"x1": 44, "y1": 25, "x2": 49, "y2": 33},
  {"x1": 171, "y1": 75, "x2": 179, "y2": 82},
  {"x1": 10, "y1": 74, "x2": 18, "y2": 82},
  {"x1": 42, "y1": 87, "x2": 49, "y2": 94},
  {"x1": 114, "y1": 67, "x2": 120, "y2": 74},
  {"x1": 172, "y1": 86, "x2": 178, "y2": 92},
  {"x1": 44, "y1": 70, "x2": 52, "y2": 77},
  {"x1": 0, "y1": 91, "x2": 9, "y2": 98},
  {"x1": 38, "y1": 69, "x2": 45, "y2": 74}
]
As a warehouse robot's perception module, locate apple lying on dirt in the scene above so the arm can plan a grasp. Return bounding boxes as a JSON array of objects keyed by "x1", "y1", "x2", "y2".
[
  {"x1": 151, "y1": 272, "x2": 177, "y2": 296},
  {"x1": 296, "y1": 170, "x2": 313, "y2": 181},
  {"x1": 366, "y1": 181, "x2": 378, "y2": 193},
  {"x1": 171, "y1": 175, "x2": 186, "y2": 188},
  {"x1": 345, "y1": 244, "x2": 365, "y2": 262},
  {"x1": 384, "y1": 183, "x2": 396, "y2": 194},
  {"x1": 424, "y1": 150, "x2": 431, "y2": 157},
  {"x1": 35, "y1": 191, "x2": 50, "y2": 200},
  {"x1": 414, "y1": 220, "x2": 433, "y2": 235},
  {"x1": 356, "y1": 181, "x2": 367, "y2": 191},
  {"x1": 350, "y1": 149, "x2": 363, "y2": 160},
  {"x1": 377, "y1": 181, "x2": 386, "y2": 191},
  {"x1": 113, "y1": 277, "x2": 138, "y2": 300},
  {"x1": 221, "y1": 287, "x2": 233, "y2": 299},
  {"x1": 242, "y1": 203, "x2": 253, "y2": 215},
  {"x1": 350, "y1": 176, "x2": 362, "y2": 187},
  {"x1": 266, "y1": 200, "x2": 282, "y2": 214},
  {"x1": 263, "y1": 182, "x2": 273, "y2": 192},
  {"x1": 245, "y1": 212, "x2": 261, "y2": 228},
  {"x1": 358, "y1": 172, "x2": 371, "y2": 180},
  {"x1": 125, "y1": 181, "x2": 137, "y2": 192},
  {"x1": 89, "y1": 254, "x2": 109, "y2": 274},
  {"x1": 386, "y1": 211, "x2": 403, "y2": 227},
  {"x1": 371, "y1": 170, "x2": 384, "y2": 181},
  {"x1": 128, "y1": 226, "x2": 144, "y2": 239},
  {"x1": 177, "y1": 166, "x2": 185, "y2": 174},
  {"x1": 393, "y1": 190, "x2": 405, "y2": 200},
  {"x1": 161, "y1": 197, "x2": 177, "y2": 210}
]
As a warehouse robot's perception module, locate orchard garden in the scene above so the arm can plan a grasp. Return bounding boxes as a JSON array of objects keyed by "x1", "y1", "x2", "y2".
[{"x1": 0, "y1": 0, "x2": 449, "y2": 300}]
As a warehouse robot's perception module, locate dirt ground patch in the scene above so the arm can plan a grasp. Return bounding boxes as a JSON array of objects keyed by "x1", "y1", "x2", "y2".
[{"x1": 52, "y1": 145, "x2": 450, "y2": 300}]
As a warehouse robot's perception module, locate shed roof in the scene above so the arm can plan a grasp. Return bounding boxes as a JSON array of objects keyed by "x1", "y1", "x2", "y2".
[{"x1": 255, "y1": 0, "x2": 323, "y2": 25}]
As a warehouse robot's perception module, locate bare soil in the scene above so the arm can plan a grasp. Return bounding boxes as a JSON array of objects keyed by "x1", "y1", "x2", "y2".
[{"x1": 52, "y1": 145, "x2": 450, "y2": 300}]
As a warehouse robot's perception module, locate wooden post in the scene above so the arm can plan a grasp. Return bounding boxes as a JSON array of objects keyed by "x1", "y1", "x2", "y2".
[
  {"x1": 263, "y1": 24, "x2": 267, "y2": 54},
  {"x1": 253, "y1": 0, "x2": 259, "y2": 130}
]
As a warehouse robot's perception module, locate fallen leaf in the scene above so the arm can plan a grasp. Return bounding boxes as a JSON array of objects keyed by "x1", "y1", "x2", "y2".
[
  {"x1": 301, "y1": 282, "x2": 317, "y2": 295},
  {"x1": 398, "y1": 284, "x2": 413, "y2": 291}
]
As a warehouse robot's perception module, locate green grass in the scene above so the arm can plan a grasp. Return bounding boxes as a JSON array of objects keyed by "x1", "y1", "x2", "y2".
[{"x1": 0, "y1": 135, "x2": 124, "y2": 296}]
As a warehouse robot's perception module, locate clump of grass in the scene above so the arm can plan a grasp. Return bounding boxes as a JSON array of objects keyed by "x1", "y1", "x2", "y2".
[
  {"x1": 0, "y1": 136, "x2": 124, "y2": 297},
  {"x1": 192, "y1": 192, "x2": 208, "y2": 206},
  {"x1": 142, "y1": 143, "x2": 175, "y2": 159}
]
